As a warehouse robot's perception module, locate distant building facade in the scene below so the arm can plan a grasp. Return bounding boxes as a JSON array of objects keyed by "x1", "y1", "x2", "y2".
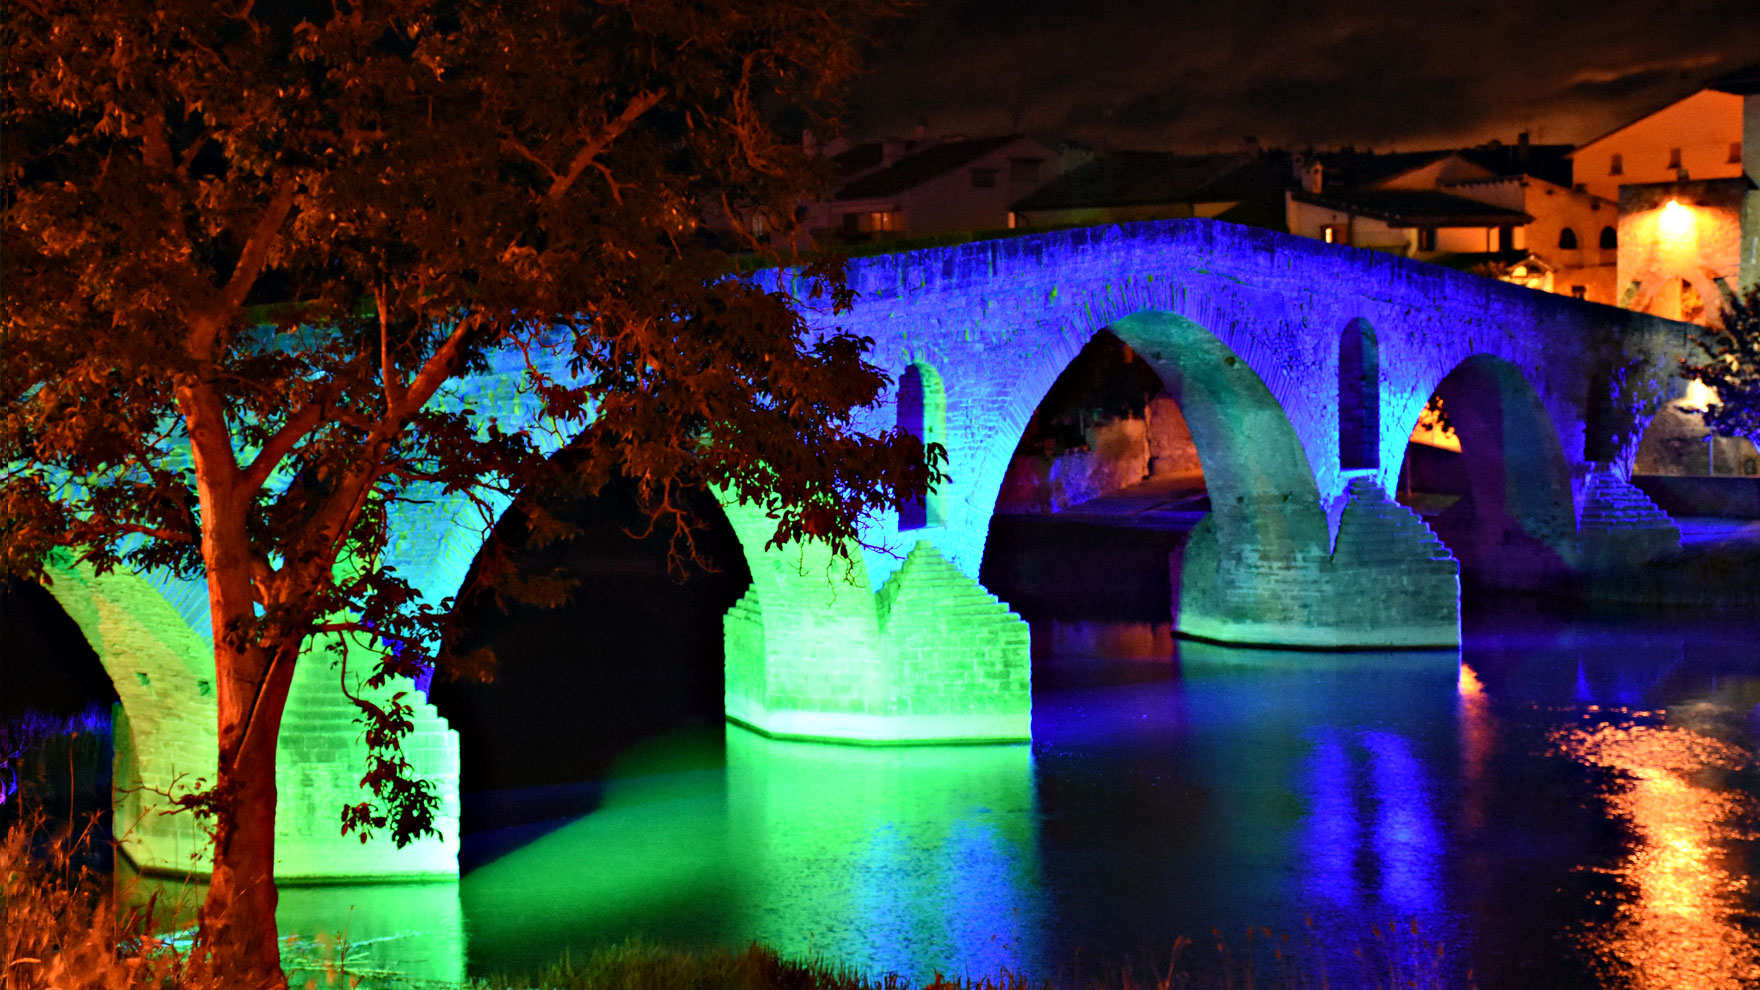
[
  {"x1": 1569, "y1": 66, "x2": 1760, "y2": 323},
  {"x1": 799, "y1": 134, "x2": 1071, "y2": 245}
]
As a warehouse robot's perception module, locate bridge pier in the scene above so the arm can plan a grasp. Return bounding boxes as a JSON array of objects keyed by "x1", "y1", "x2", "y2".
[
  {"x1": 1176, "y1": 478, "x2": 1458, "y2": 649},
  {"x1": 43, "y1": 563, "x2": 459, "y2": 881},
  {"x1": 720, "y1": 503, "x2": 1030, "y2": 744}
]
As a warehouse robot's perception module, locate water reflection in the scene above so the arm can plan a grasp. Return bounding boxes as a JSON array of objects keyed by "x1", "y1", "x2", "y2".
[
  {"x1": 722, "y1": 729, "x2": 1041, "y2": 978},
  {"x1": 448, "y1": 611, "x2": 1758, "y2": 988},
  {"x1": 124, "y1": 871, "x2": 465, "y2": 988},
  {"x1": 1552, "y1": 712, "x2": 1760, "y2": 989},
  {"x1": 463, "y1": 728, "x2": 1041, "y2": 980}
]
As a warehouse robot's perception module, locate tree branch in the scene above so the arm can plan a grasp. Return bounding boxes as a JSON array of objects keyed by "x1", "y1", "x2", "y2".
[
  {"x1": 189, "y1": 178, "x2": 300, "y2": 359},
  {"x1": 545, "y1": 89, "x2": 666, "y2": 205},
  {"x1": 238, "y1": 385, "x2": 337, "y2": 492}
]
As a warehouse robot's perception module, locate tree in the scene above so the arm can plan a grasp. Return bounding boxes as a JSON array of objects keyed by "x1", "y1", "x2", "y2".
[
  {"x1": 1683, "y1": 284, "x2": 1760, "y2": 443},
  {"x1": 2, "y1": 0, "x2": 932, "y2": 984}
]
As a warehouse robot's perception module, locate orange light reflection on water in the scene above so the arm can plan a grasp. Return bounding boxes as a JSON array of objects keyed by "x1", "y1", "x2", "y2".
[{"x1": 1551, "y1": 715, "x2": 1760, "y2": 989}]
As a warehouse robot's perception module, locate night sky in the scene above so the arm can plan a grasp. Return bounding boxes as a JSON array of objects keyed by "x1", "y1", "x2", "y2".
[{"x1": 843, "y1": 0, "x2": 1760, "y2": 152}]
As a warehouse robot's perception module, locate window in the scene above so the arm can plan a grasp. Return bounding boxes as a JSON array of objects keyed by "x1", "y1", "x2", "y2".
[
  {"x1": 1609, "y1": 153, "x2": 1623, "y2": 176},
  {"x1": 748, "y1": 212, "x2": 767, "y2": 237},
  {"x1": 1599, "y1": 225, "x2": 1617, "y2": 250},
  {"x1": 970, "y1": 167, "x2": 997, "y2": 188},
  {"x1": 1496, "y1": 225, "x2": 1514, "y2": 252},
  {"x1": 1009, "y1": 158, "x2": 1042, "y2": 184},
  {"x1": 1417, "y1": 227, "x2": 1437, "y2": 251},
  {"x1": 1558, "y1": 227, "x2": 1578, "y2": 250},
  {"x1": 1322, "y1": 225, "x2": 1341, "y2": 244},
  {"x1": 1571, "y1": 285, "x2": 1587, "y2": 300},
  {"x1": 1667, "y1": 147, "x2": 1682, "y2": 170},
  {"x1": 842, "y1": 210, "x2": 898, "y2": 234},
  {"x1": 1732, "y1": 142, "x2": 1744, "y2": 164}
]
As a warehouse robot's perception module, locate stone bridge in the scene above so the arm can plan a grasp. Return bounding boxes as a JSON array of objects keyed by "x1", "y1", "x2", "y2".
[{"x1": 40, "y1": 218, "x2": 1699, "y2": 882}]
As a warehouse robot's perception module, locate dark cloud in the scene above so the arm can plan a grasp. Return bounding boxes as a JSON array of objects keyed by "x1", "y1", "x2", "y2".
[{"x1": 843, "y1": 0, "x2": 1760, "y2": 151}]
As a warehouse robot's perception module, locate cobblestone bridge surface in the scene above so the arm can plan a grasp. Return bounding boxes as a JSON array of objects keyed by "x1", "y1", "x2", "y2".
[{"x1": 42, "y1": 219, "x2": 1702, "y2": 880}]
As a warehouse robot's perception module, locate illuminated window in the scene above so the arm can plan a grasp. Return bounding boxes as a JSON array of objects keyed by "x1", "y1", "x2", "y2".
[
  {"x1": 1322, "y1": 225, "x2": 1340, "y2": 244},
  {"x1": 1599, "y1": 225, "x2": 1617, "y2": 249},
  {"x1": 1667, "y1": 147, "x2": 1681, "y2": 170},
  {"x1": 1609, "y1": 153, "x2": 1623, "y2": 175},
  {"x1": 1417, "y1": 227, "x2": 1437, "y2": 251},
  {"x1": 970, "y1": 167, "x2": 997, "y2": 188},
  {"x1": 1558, "y1": 227, "x2": 1578, "y2": 250},
  {"x1": 843, "y1": 211, "x2": 898, "y2": 234},
  {"x1": 1009, "y1": 158, "x2": 1042, "y2": 183}
]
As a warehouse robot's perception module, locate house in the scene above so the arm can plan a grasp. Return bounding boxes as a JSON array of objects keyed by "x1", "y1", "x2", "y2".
[
  {"x1": 1007, "y1": 151, "x2": 1289, "y2": 231},
  {"x1": 1283, "y1": 142, "x2": 1622, "y2": 302},
  {"x1": 798, "y1": 134, "x2": 1070, "y2": 245},
  {"x1": 1566, "y1": 64, "x2": 1760, "y2": 322}
]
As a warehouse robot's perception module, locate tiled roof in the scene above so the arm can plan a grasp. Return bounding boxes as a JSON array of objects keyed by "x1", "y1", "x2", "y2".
[
  {"x1": 833, "y1": 136, "x2": 1024, "y2": 199},
  {"x1": 1289, "y1": 188, "x2": 1531, "y2": 227},
  {"x1": 1456, "y1": 144, "x2": 1575, "y2": 186}
]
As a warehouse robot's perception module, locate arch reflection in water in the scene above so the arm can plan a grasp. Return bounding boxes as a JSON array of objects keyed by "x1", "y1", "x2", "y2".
[{"x1": 1174, "y1": 642, "x2": 1456, "y2": 938}]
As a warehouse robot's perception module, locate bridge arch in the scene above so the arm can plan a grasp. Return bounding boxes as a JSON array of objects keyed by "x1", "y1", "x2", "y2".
[
  {"x1": 26, "y1": 560, "x2": 458, "y2": 881},
  {"x1": 1408, "y1": 354, "x2": 1578, "y2": 590}
]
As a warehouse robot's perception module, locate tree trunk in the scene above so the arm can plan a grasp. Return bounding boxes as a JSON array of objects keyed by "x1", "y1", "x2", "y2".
[{"x1": 196, "y1": 638, "x2": 297, "y2": 988}]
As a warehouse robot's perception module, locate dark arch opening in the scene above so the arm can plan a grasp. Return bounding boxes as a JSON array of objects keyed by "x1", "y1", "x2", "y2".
[
  {"x1": 1338, "y1": 318, "x2": 1380, "y2": 470},
  {"x1": 431, "y1": 455, "x2": 750, "y2": 858},
  {"x1": 981, "y1": 330, "x2": 1206, "y2": 623},
  {"x1": 0, "y1": 579, "x2": 119, "y2": 843},
  {"x1": 1599, "y1": 225, "x2": 1617, "y2": 250},
  {"x1": 1558, "y1": 227, "x2": 1578, "y2": 250},
  {"x1": 1397, "y1": 354, "x2": 1576, "y2": 592},
  {"x1": 897, "y1": 362, "x2": 947, "y2": 530}
]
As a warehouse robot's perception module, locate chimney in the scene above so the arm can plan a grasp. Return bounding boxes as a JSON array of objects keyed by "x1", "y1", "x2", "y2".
[
  {"x1": 1304, "y1": 160, "x2": 1324, "y2": 194},
  {"x1": 1517, "y1": 131, "x2": 1530, "y2": 162}
]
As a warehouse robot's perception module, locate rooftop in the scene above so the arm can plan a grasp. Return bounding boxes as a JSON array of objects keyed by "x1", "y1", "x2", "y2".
[
  {"x1": 1289, "y1": 188, "x2": 1532, "y2": 227},
  {"x1": 833, "y1": 135, "x2": 1026, "y2": 200}
]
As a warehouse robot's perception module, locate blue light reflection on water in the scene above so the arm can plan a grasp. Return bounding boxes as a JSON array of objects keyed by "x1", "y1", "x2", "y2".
[{"x1": 453, "y1": 608, "x2": 1760, "y2": 990}]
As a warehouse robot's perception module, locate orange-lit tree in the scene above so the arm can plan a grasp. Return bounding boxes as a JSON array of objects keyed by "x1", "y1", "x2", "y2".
[{"x1": 2, "y1": 0, "x2": 930, "y2": 984}]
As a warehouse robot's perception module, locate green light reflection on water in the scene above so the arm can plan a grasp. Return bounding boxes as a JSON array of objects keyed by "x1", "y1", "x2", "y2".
[{"x1": 461, "y1": 725, "x2": 1041, "y2": 980}]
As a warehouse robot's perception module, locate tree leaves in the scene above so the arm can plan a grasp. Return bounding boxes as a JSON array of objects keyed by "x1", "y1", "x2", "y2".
[{"x1": 1684, "y1": 286, "x2": 1760, "y2": 444}]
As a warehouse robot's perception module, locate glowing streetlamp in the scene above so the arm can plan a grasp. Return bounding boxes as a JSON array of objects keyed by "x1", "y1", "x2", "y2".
[{"x1": 1658, "y1": 198, "x2": 1694, "y2": 240}]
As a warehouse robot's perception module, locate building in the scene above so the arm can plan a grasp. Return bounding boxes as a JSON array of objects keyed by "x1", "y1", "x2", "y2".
[
  {"x1": 1567, "y1": 64, "x2": 1760, "y2": 321},
  {"x1": 798, "y1": 134, "x2": 1070, "y2": 245},
  {"x1": 1282, "y1": 142, "x2": 1622, "y2": 303},
  {"x1": 1007, "y1": 150, "x2": 1289, "y2": 231}
]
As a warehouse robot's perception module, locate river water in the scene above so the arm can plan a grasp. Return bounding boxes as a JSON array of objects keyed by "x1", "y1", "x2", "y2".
[{"x1": 367, "y1": 603, "x2": 1750, "y2": 990}]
